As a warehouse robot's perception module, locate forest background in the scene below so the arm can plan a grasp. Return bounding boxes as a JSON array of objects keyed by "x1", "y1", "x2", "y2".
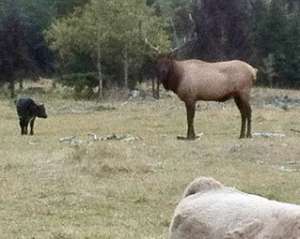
[{"x1": 0, "y1": 0, "x2": 299, "y2": 98}]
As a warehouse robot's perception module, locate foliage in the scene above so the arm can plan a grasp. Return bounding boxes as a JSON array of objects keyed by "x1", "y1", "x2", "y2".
[
  {"x1": 0, "y1": 0, "x2": 92, "y2": 97},
  {"x1": 150, "y1": 0, "x2": 193, "y2": 49},
  {"x1": 252, "y1": 0, "x2": 300, "y2": 86},
  {"x1": 46, "y1": 0, "x2": 170, "y2": 91},
  {"x1": 1, "y1": 0, "x2": 300, "y2": 97},
  {"x1": 188, "y1": 0, "x2": 300, "y2": 87},
  {"x1": 191, "y1": 0, "x2": 254, "y2": 60},
  {"x1": 0, "y1": 0, "x2": 33, "y2": 96}
]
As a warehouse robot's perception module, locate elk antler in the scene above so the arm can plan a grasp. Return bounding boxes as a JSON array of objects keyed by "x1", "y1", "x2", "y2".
[
  {"x1": 144, "y1": 38, "x2": 161, "y2": 54},
  {"x1": 144, "y1": 37, "x2": 197, "y2": 56},
  {"x1": 170, "y1": 38, "x2": 197, "y2": 55}
]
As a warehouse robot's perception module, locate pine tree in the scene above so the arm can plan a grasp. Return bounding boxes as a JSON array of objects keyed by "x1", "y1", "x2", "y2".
[{"x1": 0, "y1": 0, "x2": 32, "y2": 97}]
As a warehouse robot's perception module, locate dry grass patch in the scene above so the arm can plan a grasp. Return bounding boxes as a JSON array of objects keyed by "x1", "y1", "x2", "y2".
[{"x1": 0, "y1": 87, "x2": 300, "y2": 238}]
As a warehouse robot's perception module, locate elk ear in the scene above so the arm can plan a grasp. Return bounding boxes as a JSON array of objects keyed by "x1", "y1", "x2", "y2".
[
  {"x1": 157, "y1": 53, "x2": 167, "y2": 61},
  {"x1": 167, "y1": 52, "x2": 176, "y2": 59}
]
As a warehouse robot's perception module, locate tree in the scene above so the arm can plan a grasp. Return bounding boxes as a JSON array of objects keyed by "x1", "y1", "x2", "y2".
[
  {"x1": 0, "y1": 0, "x2": 93, "y2": 97},
  {"x1": 280, "y1": 10, "x2": 300, "y2": 86},
  {"x1": 252, "y1": 0, "x2": 300, "y2": 87},
  {"x1": 0, "y1": 0, "x2": 35, "y2": 97},
  {"x1": 46, "y1": 0, "x2": 170, "y2": 98},
  {"x1": 190, "y1": 0, "x2": 253, "y2": 61},
  {"x1": 150, "y1": 0, "x2": 194, "y2": 52}
]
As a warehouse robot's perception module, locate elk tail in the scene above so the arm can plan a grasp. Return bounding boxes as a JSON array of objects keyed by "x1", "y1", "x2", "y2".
[{"x1": 252, "y1": 67, "x2": 258, "y2": 82}]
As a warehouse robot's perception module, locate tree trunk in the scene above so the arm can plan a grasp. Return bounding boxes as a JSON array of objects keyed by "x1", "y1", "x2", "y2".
[
  {"x1": 170, "y1": 18, "x2": 179, "y2": 48},
  {"x1": 97, "y1": 42, "x2": 103, "y2": 101},
  {"x1": 151, "y1": 77, "x2": 155, "y2": 98},
  {"x1": 156, "y1": 77, "x2": 160, "y2": 99},
  {"x1": 9, "y1": 77, "x2": 15, "y2": 98},
  {"x1": 54, "y1": 66, "x2": 65, "y2": 89},
  {"x1": 123, "y1": 46, "x2": 129, "y2": 89},
  {"x1": 52, "y1": 79, "x2": 57, "y2": 89},
  {"x1": 152, "y1": 77, "x2": 160, "y2": 99},
  {"x1": 19, "y1": 78, "x2": 23, "y2": 90}
]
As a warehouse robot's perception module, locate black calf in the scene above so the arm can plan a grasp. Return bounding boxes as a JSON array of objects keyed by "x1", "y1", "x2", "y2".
[{"x1": 16, "y1": 97, "x2": 47, "y2": 135}]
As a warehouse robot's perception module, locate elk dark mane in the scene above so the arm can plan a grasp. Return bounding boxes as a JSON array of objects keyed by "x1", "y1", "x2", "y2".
[{"x1": 157, "y1": 56, "x2": 181, "y2": 93}]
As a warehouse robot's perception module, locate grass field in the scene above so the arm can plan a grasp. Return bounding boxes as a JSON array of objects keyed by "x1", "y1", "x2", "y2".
[{"x1": 1, "y1": 86, "x2": 300, "y2": 238}]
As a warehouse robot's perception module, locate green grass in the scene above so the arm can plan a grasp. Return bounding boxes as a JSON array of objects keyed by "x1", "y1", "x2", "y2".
[{"x1": 1, "y1": 87, "x2": 300, "y2": 238}]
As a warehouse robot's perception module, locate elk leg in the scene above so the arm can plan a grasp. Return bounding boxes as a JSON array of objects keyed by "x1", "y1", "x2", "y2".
[
  {"x1": 185, "y1": 102, "x2": 196, "y2": 140},
  {"x1": 245, "y1": 103, "x2": 252, "y2": 138},
  {"x1": 239, "y1": 95, "x2": 252, "y2": 138},
  {"x1": 30, "y1": 117, "x2": 36, "y2": 135},
  {"x1": 234, "y1": 96, "x2": 246, "y2": 138}
]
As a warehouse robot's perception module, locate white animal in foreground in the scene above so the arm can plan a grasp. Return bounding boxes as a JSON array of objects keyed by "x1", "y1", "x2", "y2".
[{"x1": 169, "y1": 177, "x2": 300, "y2": 239}]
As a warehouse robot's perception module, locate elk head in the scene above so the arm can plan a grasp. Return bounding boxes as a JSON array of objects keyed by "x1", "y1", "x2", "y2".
[
  {"x1": 144, "y1": 37, "x2": 195, "y2": 91},
  {"x1": 156, "y1": 56, "x2": 175, "y2": 90}
]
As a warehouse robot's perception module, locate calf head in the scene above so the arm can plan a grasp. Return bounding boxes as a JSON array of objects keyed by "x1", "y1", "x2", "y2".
[{"x1": 35, "y1": 104, "x2": 47, "y2": 118}]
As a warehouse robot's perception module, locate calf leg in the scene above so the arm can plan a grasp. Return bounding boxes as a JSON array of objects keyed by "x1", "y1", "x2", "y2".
[
  {"x1": 30, "y1": 117, "x2": 36, "y2": 135},
  {"x1": 23, "y1": 120, "x2": 29, "y2": 135},
  {"x1": 185, "y1": 102, "x2": 196, "y2": 140},
  {"x1": 19, "y1": 119, "x2": 25, "y2": 135}
]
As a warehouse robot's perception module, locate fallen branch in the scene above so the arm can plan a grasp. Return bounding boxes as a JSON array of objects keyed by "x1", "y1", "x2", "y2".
[
  {"x1": 99, "y1": 134, "x2": 141, "y2": 141},
  {"x1": 253, "y1": 132, "x2": 286, "y2": 138},
  {"x1": 59, "y1": 136, "x2": 76, "y2": 143},
  {"x1": 88, "y1": 133, "x2": 98, "y2": 141},
  {"x1": 290, "y1": 129, "x2": 300, "y2": 134}
]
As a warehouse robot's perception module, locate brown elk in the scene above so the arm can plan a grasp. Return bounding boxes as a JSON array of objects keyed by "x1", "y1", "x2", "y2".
[
  {"x1": 158, "y1": 56, "x2": 257, "y2": 139},
  {"x1": 146, "y1": 39, "x2": 257, "y2": 139}
]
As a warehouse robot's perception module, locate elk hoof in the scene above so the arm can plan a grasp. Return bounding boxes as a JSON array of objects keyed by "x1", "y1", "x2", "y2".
[{"x1": 177, "y1": 135, "x2": 199, "y2": 141}]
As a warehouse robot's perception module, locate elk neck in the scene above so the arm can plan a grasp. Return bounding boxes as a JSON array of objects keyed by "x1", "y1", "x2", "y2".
[{"x1": 164, "y1": 60, "x2": 181, "y2": 93}]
